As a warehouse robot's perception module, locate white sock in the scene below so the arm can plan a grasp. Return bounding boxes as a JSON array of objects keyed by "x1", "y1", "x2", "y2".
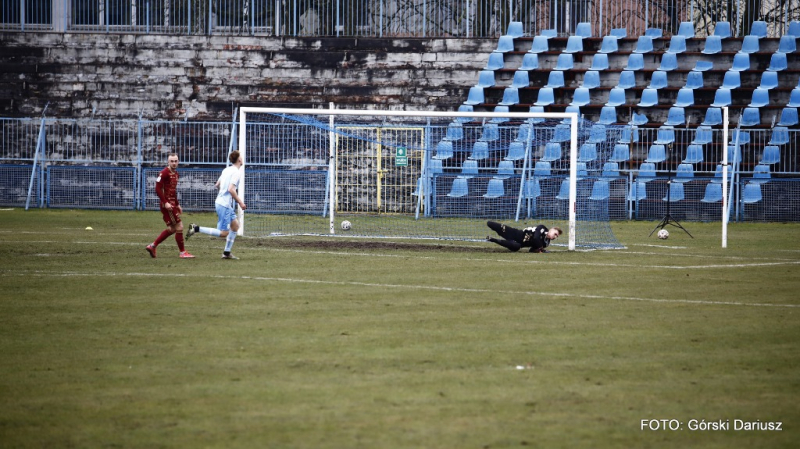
[
  {"x1": 224, "y1": 231, "x2": 236, "y2": 253},
  {"x1": 198, "y1": 226, "x2": 222, "y2": 238}
]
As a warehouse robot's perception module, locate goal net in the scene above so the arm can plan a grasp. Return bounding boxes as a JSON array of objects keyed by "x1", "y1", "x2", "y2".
[{"x1": 238, "y1": 106, "x2": 624, "y2": 250}]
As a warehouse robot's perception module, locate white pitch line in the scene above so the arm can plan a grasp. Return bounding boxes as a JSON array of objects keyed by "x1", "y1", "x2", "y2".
[{"x1": 3, "y1": 269, "x2": 798, "y2": 309}]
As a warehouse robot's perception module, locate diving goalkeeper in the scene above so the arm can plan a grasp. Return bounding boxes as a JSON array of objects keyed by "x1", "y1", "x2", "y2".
[{"x1": 486, "y1": 221, "x2": 562, "y2": 253}]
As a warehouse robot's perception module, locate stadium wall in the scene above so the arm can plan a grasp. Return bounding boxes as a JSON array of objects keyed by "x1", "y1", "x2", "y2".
[{"x1": 0, "y1": 32, "x2": 494, "y2": 120}]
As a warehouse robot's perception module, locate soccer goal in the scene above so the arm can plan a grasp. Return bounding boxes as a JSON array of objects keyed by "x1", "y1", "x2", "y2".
[{"x1": 238, "y1": 106, "x2": 624, "y2": 250}]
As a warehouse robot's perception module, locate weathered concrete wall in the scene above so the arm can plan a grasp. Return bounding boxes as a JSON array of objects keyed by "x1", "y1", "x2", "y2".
[{"x1": 0, "y1": 33, "x2": 494, "y2": 120}]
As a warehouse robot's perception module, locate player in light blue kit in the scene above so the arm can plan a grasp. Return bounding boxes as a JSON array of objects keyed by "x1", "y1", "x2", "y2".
[{"x1": 186, "y1": 150, "x2": 247, "y2": 259}]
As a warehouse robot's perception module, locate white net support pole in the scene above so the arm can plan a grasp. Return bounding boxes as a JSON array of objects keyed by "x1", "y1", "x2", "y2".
[
  {"x1": 237, "y1": 107, "x2": 247, "y2": 236},
  {"x1": 722, "y1": 107, "x2": 729, "y2": 249},
  {"x1": 568, "y1": 113, "x2": 578, "y2": 251},
  {"x1": 328, "y1": 103, "x2": 336, "y2": 234}
]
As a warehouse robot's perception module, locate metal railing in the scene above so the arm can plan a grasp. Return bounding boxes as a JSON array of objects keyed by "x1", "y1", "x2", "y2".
[{"x1": 2, "y1": 0, "x2": 799, "y2": 38}]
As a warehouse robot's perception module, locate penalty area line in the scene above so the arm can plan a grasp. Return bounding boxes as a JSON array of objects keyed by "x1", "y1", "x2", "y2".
[{"x1": 3, "y1": 269, "x2": 799, "y2": 309}]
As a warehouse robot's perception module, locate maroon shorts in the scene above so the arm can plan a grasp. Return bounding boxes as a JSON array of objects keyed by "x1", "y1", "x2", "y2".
[{"x1": 160, "y1": 204, "x2": 181, "y2": 227}]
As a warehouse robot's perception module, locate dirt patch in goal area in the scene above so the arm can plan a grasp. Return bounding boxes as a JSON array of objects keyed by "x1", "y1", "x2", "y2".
[{"x1": 252, "y1": 237, "x2": 498, "y2": 253}]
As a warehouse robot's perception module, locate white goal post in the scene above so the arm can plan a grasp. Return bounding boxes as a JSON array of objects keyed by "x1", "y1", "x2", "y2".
[{"x1": 238, "y1": 105, "x2": 588, "y2": 250}]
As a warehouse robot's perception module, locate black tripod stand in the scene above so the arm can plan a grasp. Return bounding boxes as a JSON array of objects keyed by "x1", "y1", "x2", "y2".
[{"x1": 649, "y1": 145, "x2": 693, "y2": 238}]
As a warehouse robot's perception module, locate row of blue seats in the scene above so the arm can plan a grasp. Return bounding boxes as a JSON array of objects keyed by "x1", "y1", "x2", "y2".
[{"x1": 629, "y1": 179, "x2": 766, "y2": 204}]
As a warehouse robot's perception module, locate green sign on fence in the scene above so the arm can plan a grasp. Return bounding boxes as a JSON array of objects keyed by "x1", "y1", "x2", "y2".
[{"x1": 395, "y1": 147, "x2": 408, "y2": 167}]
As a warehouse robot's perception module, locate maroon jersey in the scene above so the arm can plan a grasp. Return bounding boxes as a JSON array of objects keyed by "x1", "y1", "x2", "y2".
[{"x1": 155, "y1": 166, "x2": 179, "y2": 207}]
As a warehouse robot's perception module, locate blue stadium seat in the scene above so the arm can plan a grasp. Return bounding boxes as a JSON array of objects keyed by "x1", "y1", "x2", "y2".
[
  {"x1": 667, "y1": 35, "x2": 687, "y2": 54},
  {"x1": 628, "y1": 181, "x2": 648, "y2": 201},
  {"x1": 587, "y1": 124, "x2": 607, "y2": 144},
  {"x1": 674, "y1": 164, "x2": 695, "y2": 183},
  {"x1": 516, "y1": 124, "x2": 533, "y2": 142},
  {"x1": 722, "y1": 71, "x2": 741, "y2": 89},
  {"x1": 678, "y1": 21, "x2": 695, "y2": 37},
  {"x1": 742, "y1": 182, "x2": 762, "y2": 203},
  {"x1": 777, "y1": 107, "x2": 799, "y2": 126},
  {"x1": 506, "y1": 21, "x2": 524, "y2": 38},
  {"x1": 428, "y1": 158, "x2": 444, "y2": 174},
  {"x1": 456, "y1": 104, "x2": 474, "y2": 123},
  {"x1": 654, "y1": 126, "x2": 675, "y2": 145},
  {"x1": 526, "y1": 106, "x2": 545, "y2": 124},
  {"x1": 589, "y1": 180, "x2": 610, "y2": 200},
  {"x1": 541, "y1": 142, "x2": 562, "y2": 161},
  {"x1": 582, "y1": 70, "x2": 601, "y2": 88},
  {"x1": 701, "y1": 183, "x2": 723, "y2": 203},
  {"x1": 788, "y1": 88, "x2": 800, "y2": 107},
  {"x1": 447, "y1": 177, "x2": 469, "y2": 197},
  {"x1": 434, "y1": 139, "x2": 454, "y2": 160},
  {"x1": 618, "y1": 125, "x2": 640, "y2": 144},
  {"x1": 611, "y1": 144, "x2": 631, "y2": 162},
  {"x1": 510, "y1": 71, "x2": 529, "y2": 89},
  {"x1": 789, "y1": 21, "x2": 800, "y2": 37},
  {"x1": 702, "y1": 35, "x2": 722, "y2": 54},
  {"x1": 740, "y1": 107, "x2": 761, "y2": 127},
  {"x1": 631, "y1": 112, "x2": 650, "y2": 126},
  {"x1": 544, "y1": 70, "x2": 565, "y2": 88},
  {"x1": 767, "y1": 52, "x2": 788, "y2": 71},
  {"x1": 730, "y1": 129, "x2": 750, "y2": 145},
  {"x1": 768, "y1": 126, "x2": 790, "y2": 145},
  {"x1": 485, "y1": 51, "x2": 505, "y2": 70},
  {"x1": 779, "y1": 35, "x2": 797, "y2": 53},
  {"x1": 499, "y1": 87, "x2": 520, "y2": 105},
  {"x1": 740, "y1": 35, "x2": 760, "y2": 53},
  {"x1": 759, "y1": 71, "x2": 779, "y2": 90},
  {"x1": 460, "y1": 160, "x2": 479, "y2": 176},
  {"x1": 701, "y1": 107, "x2": 723, "y2": 126},
  {"x1": 625, "y1": 53, "x2": 645, "y2": 71},
  {"x1": 610, "y1": 28, "x2": 627, "y2": 39},
  {"x1": 693, "y1": 60, "x2": 714, "y2": 72},
  {"x1": 663, "y1": 182, "x2": 685, "y2": 201},
  {"x1": 750, "y1": 21, "x2": 768, "y2": 38},
  {"x1": 606, "y1": 87, "x2": 627, "y2": 107},
  {"x1": 727, "y1": 145, "x2": 743, "y2": 163},
  {"x1": 683, "y1": 144, "x2": 704, "y2": 164},
  {"x1": 465, "y1": 86, "x2": 484, "y2": 105},
  {"x1": 752, "y1": 164, "x2": 771, "y2": 183},
  {"x1": 505, "y1": 141, "x2": 526, "y2": 161},
  {"x1": 469, "y1": 141, "x2": 489, "y2": 160},
  {"x1": 590, "y1": 53, "x2": 609, "y2": 71},
  {"x1": 529, "y1": 35, "x2": 549, "y2": 53},
  {"x1": 712, "y1": 164, "x2": 734, "y2": 183},
  {"x1": 645, "y1": 28, "x2": 662, "y2": 38},
  {"x1": 760, "y1": 145, "x2": 781, "y2": 165},
  {"x1": 484, "y1": 178, "x2": 505, "y2": 198},
  {"x1": 524, "y1": 176, "x2": 541, "y2": 198},
  {"x1": 599, "y1": 36, "x2": 619, "y2": 53},
  {"x1": 648, "y1": 70, "x2": 668, "y2": 89},
  {"x1": 540, "y1": 29, "x2": 558, "y2": 38},
  {"x1": 730, "y1": 53, "x2": 750, "y2": 71},
  {"x1": 714, "y1": 21, "x2": 732, "y2": 39},
  {"x1": 555, "y1": 54, "x2": 574, "y2": 70},
  {"x1": 748, "y1": 88, "x2": 770, "y2": 107},
  {"x1": 562, "y1": 105, "x2": 580, "y2": 123},
  {"x1": 598, "y1": 106, "x2": 618, "y2": 125},
  {"x1": 645, "y1": 144, "x2": 667, "y2": 163},
  {"x1": 685, "y1": 71, "x2": 704, "y2": 89},
  {"x1": 617, "y1": 71, "x2": 636, "y2": 89},
  {"x1": 576, "y1": 22, "x2": 592, "y2": 37},
  {"x1": 519, "y1": 53, "x2": 539, "y2": 70},
  {"x1": 534, "y1": 88, "x2": 555, "y2": 106},
  {"x1": 634, "y1": 36, "x2": 654, "y2": 54},
  {"x1": 533, "y1": 161, "x2": 552, "y2": 177},
  {"x1": 710, "y1": 88, "x2": 732, "y2": 107},
  {"x1": 674, "y1": 88, "x2": 695, "y2": 107},
  {"x1": 479, "y1": 123, "x2": 500, "y2": 141},
  {"x1": 565, "y1": 35, "x2": 583, "y2": 53},
  {"x1": 637, "y1": 88, "x2": 659, "y2": 107},
  {"x1": 496, "y1": 35, "x2": 515, "y2": 53},
  {"x1": 556, "y1": 179, "x2": 571, "y2": 200},
  {"x1": 446, "y1": 122, "x2": 463, "y2": 140},
  {"x1": 658, "y1": 53, "x2": 678, "y2": 71},
  {"x1": 691, "y1": 126, "x2": 713, "y2": 145},
  {"x1": 476, "y1": 70, "x2": 496, "y2": 88},
  {"x1": 578, "y1": 143, "x2": 597, "y2": 162},
  {"x1": 570, "y1": 87, "x2": 591, "y2": 106},
  {"x1": 664, "y1": 107, "x2": 686, "y2": 126},
  {"x1": 490, "y1": 106, "x2": 510, "y2": 124},
  {"x1": 600, "y1": 162, "x2": 621, "y2": 179},
  {"x1": 638, "y1": 162, "x2": 657, "y2": 180}
]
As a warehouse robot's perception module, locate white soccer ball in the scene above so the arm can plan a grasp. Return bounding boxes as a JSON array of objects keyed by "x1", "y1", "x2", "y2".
[
  {"x1": 341, "y1": 220, "x2": 351, "y2": 231},
  {"x1": 657, "y1": 229, "x2": 669, "y2": 240}
]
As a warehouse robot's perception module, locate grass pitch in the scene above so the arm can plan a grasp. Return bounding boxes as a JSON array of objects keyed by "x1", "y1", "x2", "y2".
[{"x1": 1, "y1": 209, "x2": 799, "y2": 448}]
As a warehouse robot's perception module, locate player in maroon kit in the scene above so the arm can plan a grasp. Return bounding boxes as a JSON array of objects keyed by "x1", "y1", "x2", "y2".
[{"x1": 146, "y1": 153, "x2": 195, "y2": 259}]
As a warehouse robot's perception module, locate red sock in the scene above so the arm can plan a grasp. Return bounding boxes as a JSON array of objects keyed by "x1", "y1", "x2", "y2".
[
  {"x1": 154, "y1": 229, "x2": 173, "y2": 247},
  {"x1": 175, "y1": 232, "x2": 185, "y2": 252}
]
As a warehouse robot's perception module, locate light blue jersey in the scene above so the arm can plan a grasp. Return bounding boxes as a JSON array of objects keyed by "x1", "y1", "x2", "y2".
[{"x1": 215, "y1": 165, "x2": 242, "y2": 210}]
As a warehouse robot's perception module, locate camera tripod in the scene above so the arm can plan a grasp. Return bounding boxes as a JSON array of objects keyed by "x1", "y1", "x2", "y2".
[{"x1": 649, "y1": 147, "x2": 693, "y2": 238}]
